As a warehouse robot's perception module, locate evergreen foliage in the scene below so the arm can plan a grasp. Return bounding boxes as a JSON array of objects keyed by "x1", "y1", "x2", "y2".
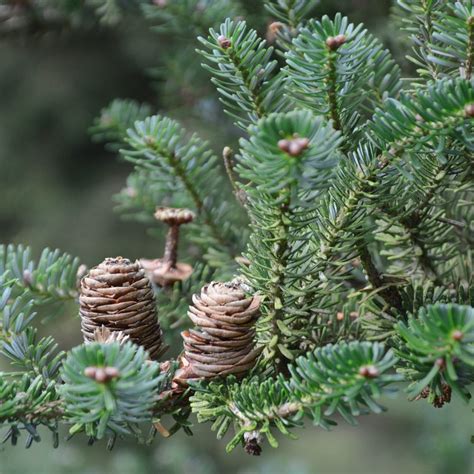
[
  {"x1": 396, "y1": 304, "x2": 474, "y2": 402},
  {"x1": 191, "y1": 341, "x2": 400, "y2": 451},
  {"x1": 264, "y1": 0, "x2": 319, "y2": 27},
  {"x1": 1, "y1": 0, "x2": 473, "y2": 456},
  {"x1": 0, "y1": 245, "x2": 81, "y2": 304},
  {"x1": 60, "y1": 341, "x2": 166, "y2": 440},
  {"x1": 263, "y1": 0, "x2": 319, "y2": 52},
  {"x1": 91, "y1": 99, "x2": 152, "y2": 151},
  {"x1": 0, "y1": 374, "x2": 60, "y2": 448},
  {"x1": 286, "y1": 13, "x2": 402, "y2": 141},
  {"x1": 198, "y1": 19, "x2": 288, "y2": 129},
  {"x1": 395, "y1": 0, "x2": 474, "y2": 82},
  {"x1": 122, "y1": 114, "x2": 245, "y2": 274},
  {"x1": 142, "y1": 0, "x2": 241, "y2": 36}
]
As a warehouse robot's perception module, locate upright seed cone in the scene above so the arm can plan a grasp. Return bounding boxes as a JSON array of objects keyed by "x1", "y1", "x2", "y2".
[
  {"x1": 175, "y1": 281, "x2": 261, "y2": 384},
  {"x1": 79, "y1": 257, "x2": 165, "y2": 359}
]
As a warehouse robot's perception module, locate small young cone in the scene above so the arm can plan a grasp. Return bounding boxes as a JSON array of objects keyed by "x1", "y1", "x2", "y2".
[
  {"x1": 79, "y1": 257, "x2": 165, "y2": 359},
  {"x1": 174, "y1": 281, "x2": 261, "y2": 384}
]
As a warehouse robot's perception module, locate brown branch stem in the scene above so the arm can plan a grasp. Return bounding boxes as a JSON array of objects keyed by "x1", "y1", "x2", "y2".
[
  {"x1": 357, "y1": 243, "x2": 403, "y2": 312},
  {"x1": 163, "y1": 225, "x2": 179, "y2": 268},
  {"x1": 466, "y1": 16, "x2": 474, "y2": 80}
]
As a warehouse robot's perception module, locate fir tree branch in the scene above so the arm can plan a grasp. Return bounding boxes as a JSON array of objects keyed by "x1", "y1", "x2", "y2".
[
  {"x1": 265, "y1": 195, "x2": 292, "y2": 369},
  {"x1": 237, "y1": 110, "x2": 342, "y2": 364},
  {"x1": 2, "y1": 330, "x2": 65, "y2": 383},
  {"x1": 142, "y1": 0, "x2": 241, "y2": 36},
  {"x1": 191, "y1": 341, "x2": 400, "y2": 453},
  {"x1": 264, "y1": 0, "x2": 318, "y2": 29},
  {"x1": 418, "y1": 0, "x2": 440, "y2": 80},
  {"x1": 227, "y1": 50, "x2": 265, "y2": 120},
  {"x1": 290, "y1": 152, "x2": 398, "y2": 327},
  {"x1": 396, "y1": 303, "x2": 474, "y2": 402},
  {"x1": 428, "y1": 1, "x2": 474, "y2": 80},
  {"x1": 91, "y1": 99, "x2": 152, "y2": 151},
  {"x1": 405, "y1": 224, "x2": 441, "y2": 282},
  {"x1": 124, "y1": 115, "x2": 244, "y2": 268},
  {"x1": 466, "y1": 15, "x2": 474, "y2": 80},
  {"x1": 222, "y1": 147, "x2": 240, "y2": 198},
  {"x1": 326, "y1": 46, "x2": 343, "y2": 133},
  {"x1": 0, "y1": 245, "x2": 81, "y2": 304},
  {"x1": 436, "y1": 216, "x2": 467, "y2": 229},
  {"x1": 0, "y1": 373, "x2": 61, "y2": 448},
  {"x1": 165, "y1": 146, "x2": 227, "y2": 249},
  {"x1": 396, "y1": 0, "x2": 446, "y2": 82},
  {"x1": 369, "y1": 79, "x2": 473, "y2": 156},
  {"x1": 263, "y1": 1, "x2": 320, "y2": 54},
  {"x1": 2, "y1": 4, "x2": 474, "y2": 456},
  {"x1": 0, "y1": 282, "x2": 36, "y2": 345},
  {"x1": 60, "y1": 341, "x2": 173, "y2": 440},
  {"x1": 295, "y1": 79, "x2": 473, "y2": 329},
  {"x1": 377, "y1": 163, "x2": 448, "y2": 285},
  {"x1": 370, "y1": 80, "x2": 473, "y2": 283},
  {"x1": 198, "y1": 19, "x2": 287, "y2": 129},
  {"x1": 357, "y1": 243, "x2": 404, "y2": 311},
  {"x1": 23, "y1": 399, "x2": 64, "y2": 422},
  {"x1": 286, "y1": 14, "x2": 402, "y2": 141}
]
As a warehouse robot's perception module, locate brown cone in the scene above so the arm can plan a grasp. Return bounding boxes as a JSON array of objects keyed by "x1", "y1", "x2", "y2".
[
  {"x1": 79, "y1": 257, "x2": 165, "y2": 359},
  {"x1": 174, "y1": 281, "x2": 261, "y2": 384}
]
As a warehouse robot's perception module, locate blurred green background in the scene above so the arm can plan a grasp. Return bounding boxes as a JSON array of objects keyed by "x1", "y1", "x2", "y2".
[{"x1": 0, "y1": 1, "x2": 472, "y2": 473}]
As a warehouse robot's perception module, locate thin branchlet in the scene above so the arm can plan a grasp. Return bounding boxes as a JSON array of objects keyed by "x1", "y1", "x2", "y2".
[{"x1": 466, "y1": 16, "x2": 474, "y2": 80}]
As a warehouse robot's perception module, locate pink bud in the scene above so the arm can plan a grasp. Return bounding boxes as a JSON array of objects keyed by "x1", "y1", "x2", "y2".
[
  {"x1": 218, "y1": 35, "x2": 231, "y2": 49},
  {"x1": 104, "y1": 367, "x2": 120, "y2": 379},
  {"x1": 84, "y1": 367, "x2": 97, "y2": 379},
  {"x1": 464, "y1": 103, "x2": 474, "y2": 117},
  {"x1": 94, "y1": 368, "x2": 107, "y2": 383},
  {"x1": 278, "y1": 139, "x2": 291, "y2": 153}
]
